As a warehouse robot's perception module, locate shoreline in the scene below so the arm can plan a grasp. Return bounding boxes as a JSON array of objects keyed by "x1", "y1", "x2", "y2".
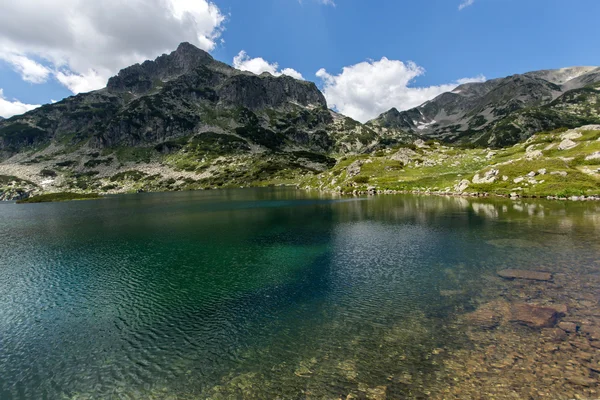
[
  {"x1": 3, "y1": 184, "x2": 600, "y2": 203},
  {"x1": 307, "y1": 186, "x2": 600, "y2": 202}
]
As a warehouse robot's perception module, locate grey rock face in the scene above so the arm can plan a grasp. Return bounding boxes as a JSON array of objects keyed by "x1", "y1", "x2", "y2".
[
  {"x1": 106, "y1": 42, "x2": 223, "y2": 95},
  {"x1": 0, "y1": 42, "x2": 345, "y2": 158},
  {"x1": 369, "y1": 66, "x2": 600, "y2": 147}
]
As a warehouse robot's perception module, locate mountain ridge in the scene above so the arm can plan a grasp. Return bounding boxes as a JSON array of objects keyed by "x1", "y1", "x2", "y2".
[
  {"x1": 368, "y1": 66, "x2": 600, "y2": 146},
  {"x1": 1, "y1": 44, "x2": 599, "y2": 201},
  {"x1": 0, "y1": 42, "x2": 402, "y2": 199}
]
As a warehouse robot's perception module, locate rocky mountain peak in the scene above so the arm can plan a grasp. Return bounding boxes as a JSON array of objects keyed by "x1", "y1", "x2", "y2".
[{"x1": 107, "y1": 42, "x2": 219, "y2": 94}]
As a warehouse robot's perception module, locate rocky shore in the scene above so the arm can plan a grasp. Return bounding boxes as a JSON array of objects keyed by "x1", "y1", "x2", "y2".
[
  {"x1": 309, "y1": 186, "x2": 600, "y2": 202},
  {"x1": 429, "y1": 263, "x2": 600, "y2": 399}
]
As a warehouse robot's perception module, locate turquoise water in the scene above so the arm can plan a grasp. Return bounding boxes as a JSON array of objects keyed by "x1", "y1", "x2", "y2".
[{"x1": 0, "y1": 189, "x2": 599, "y2": 399}]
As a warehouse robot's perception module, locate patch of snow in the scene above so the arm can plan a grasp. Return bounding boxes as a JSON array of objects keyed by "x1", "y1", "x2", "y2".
[{"x1": 416, "y1": 120, "x2": 437, "y2": 130}]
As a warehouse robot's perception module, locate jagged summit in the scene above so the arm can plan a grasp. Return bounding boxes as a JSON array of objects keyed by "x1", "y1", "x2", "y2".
[
  {"x1": 106, "y1": 42, "x2": 222, "y2": 94},
  {"x1": 368, "y1": 66, "x2": 600, "y2": 146}
]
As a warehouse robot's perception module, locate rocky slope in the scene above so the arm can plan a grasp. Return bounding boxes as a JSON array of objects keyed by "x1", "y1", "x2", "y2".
[
  {"x1": 2, "y1": 50, "x2": 600, "y2": 201},
  {"x1": 368, "y1": 67, "x2": 600, "y2": 147},
  {"x1": 303, "y1": 125, "x2": 600, "y2": 199},
  {"x1": 0, "y1": 43, "x2": 406, "y2": 199}
]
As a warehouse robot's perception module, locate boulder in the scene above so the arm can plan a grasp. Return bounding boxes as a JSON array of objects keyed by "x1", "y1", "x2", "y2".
[
  {"x1": 390, "y1": 147, "x2": 417, "y2": 164},
  {"x1": 558, "y1": 321, "x2": 578, "y2": 333},
  {"x1": 585, "y1": 151, "x2": 600, "y2": 161},
  {"x1": 559, "y1": 129, "x2": 583, "y2": 141},
  {"x1": 558, "y1": 139, "x2": 578, "y2": 150},
  {"x1": 473, "y1": 169, "x2": 499, "y2": 184},
  {"x1": 565, "y1": 375, "x2": 597, "y2": 387},
  {"x1": 580, "y1": 325, "x2": 600, "y2": 341},
  {"x1": 497, "y1": 269, "x2": 552, "y2": 281},
  {"x1": 541, "y1": 327, "x2": 568, "y2": 342},
  {"x1": 414, "y1": 139, "x2": 429, "y2": 148},
  {"x1": 346, "y1": 160, "x2": 363, "y2": 177},
  {"x1": 526, "y1": 150, "x2": 543, "y2": 160},
  {"x1": 510, "y1": 303, "x2": 560, "y2": 328},
  {"x1": 465, "y1": 300, "x2": 511, "y2": 329},
  {"x1": 455, "y1": 179, "x2": 470, "y2": 192}
]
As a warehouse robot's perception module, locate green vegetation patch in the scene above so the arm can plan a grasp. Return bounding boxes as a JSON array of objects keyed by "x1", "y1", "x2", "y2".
[
  {"x1": 189, "y1": 132, "x2": 250, "y2": 155},
  {"x1": 84, "y1": 158, "x2": 114, "y2": 168},
  {"x1": 17, "y1": 192, "x2": 102, "y2": 204},
  {"x1": 110, "y1": 170, "x2": 148, "y2": 182},
  {"x1": 0, "y1": 123, "x2": 47, "y2": 148},
  {"x1": 113, "y1": 147, "x2": 157, "y2": 164}
]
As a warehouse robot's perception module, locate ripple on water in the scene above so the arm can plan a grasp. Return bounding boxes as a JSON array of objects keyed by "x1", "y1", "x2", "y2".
[{"x1": 0, "y1": 190, "x2": 599, "y2": 399}]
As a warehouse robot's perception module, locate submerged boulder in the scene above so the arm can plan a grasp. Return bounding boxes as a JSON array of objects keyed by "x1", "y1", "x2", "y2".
[
  {"x1": 509, "y1": 303, "x2": 560, "y2": 328},
  {"x1": 465, "y1": 301, "x2": 564, "y2": 329},
  {"x1": 465, "y1": 300, "x2": 511, "y2": 329},
  {"x1": 497, "y1": 269, "x2": 552, "y2": 282}
]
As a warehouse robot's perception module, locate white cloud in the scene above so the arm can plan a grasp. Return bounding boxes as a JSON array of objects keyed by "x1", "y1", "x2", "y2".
[
  {"x1": 280, "y1": 68, "x2": 304, "y2": 80},
  {"x1": 233, "y1": 51, "x2": 304, "y2": 80},
  {"x1": 55, "y1": 70, "x2": 107, "y2": 94},
  {"x1": 459, "y1": 0, "x2": 475, "y2": 10},
  {"x1": 316, "y1": 58, "x2": 485, "y2": 122},
  {"x1": 0, "y1": 0, "x2": 226, "y2": 94},
  {"x1": 299, "y1": 0, "x2": 336, "y2": 6},
  {"x1": 0, "y1": 89, "x2": 40, "y2": 118},
  {"x1": 0, "y1": 53, "x2": 51, "y2": 84}
]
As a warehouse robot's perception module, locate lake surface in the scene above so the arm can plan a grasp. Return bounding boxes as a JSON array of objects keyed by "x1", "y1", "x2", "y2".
[{"x1": 1, "y1": 189, "x2": 599, "y2": 399}]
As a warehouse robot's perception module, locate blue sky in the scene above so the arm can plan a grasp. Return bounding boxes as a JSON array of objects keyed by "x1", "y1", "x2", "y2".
[{"x1": 1, "y1": 0, "x2": 599, "y2": 121}]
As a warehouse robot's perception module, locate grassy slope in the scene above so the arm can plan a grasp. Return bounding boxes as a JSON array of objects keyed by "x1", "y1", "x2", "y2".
[
  {"x1": 17, "y1": 192, "x2": 102, "y2": 204},
  {"x1": 302, "y1": 127, "x2": 600, "y2": 198},
  {"x1": 3, "y1": 126, "x2": 599, "y2": 199}
]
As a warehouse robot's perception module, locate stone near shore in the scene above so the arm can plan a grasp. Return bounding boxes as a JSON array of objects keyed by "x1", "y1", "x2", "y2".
[
  {"x1": 464, "y1": 300, "x2": 511, "y2": 329},
  {"x1": 497, "y1": 269, "x2": 553, "y2": 282},
  {"x1": 509, "y1": 303, "x2": 560, "y2": 328},
  {"x1": 558, "y1": 321, "x2": 578, "y2": 333},
  {"x1": 465, "y1": 301, "x2": 563, "y2": 329}
]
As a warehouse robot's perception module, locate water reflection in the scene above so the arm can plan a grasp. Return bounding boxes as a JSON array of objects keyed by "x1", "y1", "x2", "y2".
[{"x1": 0, "y1": 189, "x2": 599, "y2": 399}]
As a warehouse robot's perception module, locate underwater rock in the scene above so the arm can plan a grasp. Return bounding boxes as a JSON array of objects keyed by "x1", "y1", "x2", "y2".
[
  {"x1": 486, "y1": 239, "x2": 542, "y2": 248},
  {"x1": 580, "y1": 325, "x2": 600, "y2": 342},
  {"x1": 558, "y1": 321, "x2": 578, "y2": 333},
  {"x1": 440, "y1": 289, "x2": 466, "y2": 297},
  {"x1": 566, "y1": 375, "x2": 597, "y2": 387},
  {"x1": 541, "y1": 327, "x2": 568, "y2": 342},
  {"x1": 497, "y1": 269, "x2": 553, "y2": 282},
  {"x1": 465, "y1": 300, "x2": 511, "y2": 329},
  {"x1": 509, "y1": 303, "x2": 560, "y2": 328}
]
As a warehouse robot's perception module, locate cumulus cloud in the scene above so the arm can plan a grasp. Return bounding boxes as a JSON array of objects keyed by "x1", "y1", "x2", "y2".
[
  {"x1": 0, "y1": 54, "x2": 51, "y2": 84},
  {"x1": 233, "y1": 51, "x2": 304, "y2": 80},
  {"x1": 459, "y1": 0, "x2": 475, "y2": 10},
  {"x1": 0, "y1": 0, "x2": 226, "y2": 94},
  {"x1": 0, "y1": 89, "x2": 40, "y2": 118},
  {"x1": 316, "y1": 58, "x2": 485, "y2": 122}
]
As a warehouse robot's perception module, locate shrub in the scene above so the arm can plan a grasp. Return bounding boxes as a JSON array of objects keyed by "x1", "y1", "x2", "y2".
[
  {"x1": 40, "y1": 169, "x2": 57, "y2": 177},
  {"x1": 353, "y1": 176, "x2": 370, "y2": 184}
]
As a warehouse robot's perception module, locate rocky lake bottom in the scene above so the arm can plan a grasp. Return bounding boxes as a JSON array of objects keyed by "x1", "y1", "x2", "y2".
[{"x1": 0, "y1": 188, "x2": 599, "y2": 399}]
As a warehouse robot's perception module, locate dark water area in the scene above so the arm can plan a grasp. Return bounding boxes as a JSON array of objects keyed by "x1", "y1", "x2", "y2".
[{"x1": 0, "y1": 189, "x2": 599, "y2": 399}]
